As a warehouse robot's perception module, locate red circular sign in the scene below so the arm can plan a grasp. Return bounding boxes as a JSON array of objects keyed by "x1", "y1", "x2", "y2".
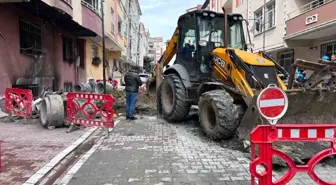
[{"x1": 257, "y1": 87, "x2": 288, "y2": 120}]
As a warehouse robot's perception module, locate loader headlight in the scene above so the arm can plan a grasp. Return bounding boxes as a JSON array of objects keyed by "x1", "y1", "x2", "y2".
[
  {"x1": 210, "y1": 13, "x2": 215, "y2": 17},
  {"x1": 203, "y1": 12, "x2": 208, "y2": 16},
  {"x1": 233, "y1": 16, "x2": 238, "y2": 20},
  {"x1": 239, "y1": 16, "x2": 243, "y2": 20}
]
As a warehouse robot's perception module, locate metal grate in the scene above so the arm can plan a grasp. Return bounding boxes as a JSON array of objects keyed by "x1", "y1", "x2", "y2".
[
  {"x1": 19, "y1": 19, "x2": 42, "y2": 55},
  {"x1": 321, "y1": 41, "x2": 336, "y2": 59}
]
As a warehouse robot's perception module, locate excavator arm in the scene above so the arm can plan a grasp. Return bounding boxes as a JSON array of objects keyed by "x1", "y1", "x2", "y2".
[
  {"x1": 148, "y1": 28, "x2": 179, "y2": 94},
  {"x1": 158, "y1": 28, "x2": 179, "y2": 66}
]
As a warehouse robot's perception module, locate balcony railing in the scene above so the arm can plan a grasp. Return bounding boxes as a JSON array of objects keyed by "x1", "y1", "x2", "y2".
[
  {"x1": 63, "y1": 0, "x2": 72, "y2": 6},
  {"x1": 288, "y1": 0, "x2": 335, "y2": 19},
  {"x1": 81, "y1": 0, "x2": 101, "y2": 16}
]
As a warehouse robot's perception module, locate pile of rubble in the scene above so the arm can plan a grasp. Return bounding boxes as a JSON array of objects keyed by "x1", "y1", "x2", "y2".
[{"x1": 112, "y1": 89, "x2": 157, "y2": 116}]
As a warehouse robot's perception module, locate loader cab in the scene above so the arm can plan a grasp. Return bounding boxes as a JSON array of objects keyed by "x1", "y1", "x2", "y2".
[{"x1": 176, "y1": 10, "x2": 246, "y2": 82}]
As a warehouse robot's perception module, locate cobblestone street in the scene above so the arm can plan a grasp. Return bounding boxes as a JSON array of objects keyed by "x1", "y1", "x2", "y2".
[{"x1": 64, "y1": 116, "x2": 336, "y2": 185}]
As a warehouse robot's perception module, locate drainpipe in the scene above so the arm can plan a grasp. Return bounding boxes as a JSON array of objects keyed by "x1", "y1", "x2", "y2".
[{"x1": 101, "y1": 0, "x2": 107, "y2": 94}]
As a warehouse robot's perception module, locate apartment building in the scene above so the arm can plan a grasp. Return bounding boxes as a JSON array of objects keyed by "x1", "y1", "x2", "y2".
[
  {"x1": 127, "y1": 0, "x2": 142, "y2": 66},
  {"x1": 107, "y1": 0, "x2": 130, "y2": 86},
  {"x1": 0, "y1": 0, "x2": 99, "y2": 95},
  {"x1": 81, "y1": 0, "x2": 124, "y2": 82},
  {"x1": 139, "y1": 23, "x2": 149, "y2": 69},
  {"x1": 212, "y1": 0, "x2": 336, "y2": 72},
  {"x1": 148, "y1": 37, "x2": 164, "y2": 64}
]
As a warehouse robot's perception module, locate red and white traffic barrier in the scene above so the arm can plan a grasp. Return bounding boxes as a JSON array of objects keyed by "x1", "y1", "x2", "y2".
[{"x1": 250, "y1": 84, "x2": 336, "y2": 185}]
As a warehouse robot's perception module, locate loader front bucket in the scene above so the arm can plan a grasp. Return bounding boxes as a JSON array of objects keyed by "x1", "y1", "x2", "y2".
[
  {"x1": 146, "y1": 81, "x2": 157, "y2": 96},
  {"x1": 237, "y1": 89, "x2": 336, "y2": 164}
]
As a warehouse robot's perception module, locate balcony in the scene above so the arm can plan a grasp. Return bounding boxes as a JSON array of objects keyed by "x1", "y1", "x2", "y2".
[
  {"x1": 81, "y1": 0, "x2": 100, "y2": 15},
  {"x1": 285, "y1": 0, "x2": 336, "y2": 41},
  {"x1": 40, "y1": 0, "x2": 72, "y2": 17},
  {"x1": 81, "y1": 0, "x2": 102, "y2": 36}
]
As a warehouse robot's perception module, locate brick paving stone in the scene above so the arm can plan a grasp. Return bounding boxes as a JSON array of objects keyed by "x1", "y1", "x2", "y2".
[
  {"x1": 66, "y1": 116, "x2": 336, "y2": 185},
  {"x1": 0, "y1": 121, "x2": 87, "y2": 185}
]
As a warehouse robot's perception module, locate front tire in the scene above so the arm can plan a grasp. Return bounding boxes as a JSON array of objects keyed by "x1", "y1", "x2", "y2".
[
  {"x1": 198, "y1": 90, "x2": 243, "y2": 140},
  {"x1": 160, "y1": 73, "x2": 191, "y2": 121}
]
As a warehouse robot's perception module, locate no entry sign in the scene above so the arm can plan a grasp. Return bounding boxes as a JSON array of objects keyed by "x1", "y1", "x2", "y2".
[{"x1": 257, "y1": 85, "x2": 288, "y2": 123}]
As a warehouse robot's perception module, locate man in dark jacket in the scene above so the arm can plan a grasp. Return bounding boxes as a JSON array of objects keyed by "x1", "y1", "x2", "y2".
[{"x1": 124, "y1": 66, "x2": 142, "y2": 120}]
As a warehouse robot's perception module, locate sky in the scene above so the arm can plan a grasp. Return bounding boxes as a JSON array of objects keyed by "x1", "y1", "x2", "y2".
[{"x1": 139, "y1": 0, "x2": 205, "y2": 41}]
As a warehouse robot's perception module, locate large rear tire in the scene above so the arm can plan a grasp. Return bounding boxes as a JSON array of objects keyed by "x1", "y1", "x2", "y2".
[
  {"x1": 198, "y1": 90, "x2": 243, "y2": 140},
  {"x1": 160, "y1": 73, "x2": 191, "y2": 121}
]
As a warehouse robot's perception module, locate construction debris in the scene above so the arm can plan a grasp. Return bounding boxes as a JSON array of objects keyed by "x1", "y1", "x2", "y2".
[{"x1": 111, "y1": 88, "x2": 156, "y2": 116}]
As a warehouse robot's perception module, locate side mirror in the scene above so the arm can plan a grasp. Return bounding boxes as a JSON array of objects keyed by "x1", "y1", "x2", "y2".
[
  {"x1": 165, "y1": 64, "x2": 170, "y2": 68},
  {"x1": 199, "y1": 40, "x2": 208, "y2": 47}
]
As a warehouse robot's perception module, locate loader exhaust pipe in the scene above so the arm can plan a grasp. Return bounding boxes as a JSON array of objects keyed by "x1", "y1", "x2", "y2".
[{"x1": 222, "y1": 6, "x2": 229, "y2": 48}]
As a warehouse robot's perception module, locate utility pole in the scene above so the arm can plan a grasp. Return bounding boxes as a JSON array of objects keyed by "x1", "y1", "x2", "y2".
[
  {"x1": 101, "y1": 0, "x2": 107, "y2": 94},
  {"x1": 262, "y1": 0, "x2": 266, "y2": 51}
]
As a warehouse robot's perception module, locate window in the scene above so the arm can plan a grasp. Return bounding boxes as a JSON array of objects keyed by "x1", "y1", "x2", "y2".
[
  {"x1": 198, "y1": 15, "x2": 225, "y2": 48},
  {"x1": 254, "y1": 9, "x2": 263, "y2": 34},
  {"x1": 118, "y1": 15, "x2": 123, "y2": 36},
  {"x1": 180, "y1": 19, "x2": 196, "y2": 60},
  {"x1": 321, "y1": 41, "x2": 336, "y2": 59},
  {"x1": 277, "y1": 50, "x2": 294, "y2": 72},
  {"x1": 265, "y1": 1, "x2": 275, "y2": 29},
  {"x1": 92, "y1": 44, "x2": 98, "y2": 59},
  {"x1": 254, "y1": 0, "x2": 275, "y2": 35},
  {"x1": 19, "y1": 19, "x2": 42, "y2": 55},
  {"x1": 62, "y1": 37, "x2": 74, "y2": 62},
  {"x1": 111, "y1": 8, "x2": 115, "y2": 34}
]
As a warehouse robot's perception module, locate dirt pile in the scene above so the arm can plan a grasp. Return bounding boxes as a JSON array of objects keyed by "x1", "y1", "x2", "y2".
[{"x1": 112, "y1": 89, "x2": 157, "y2": 116}]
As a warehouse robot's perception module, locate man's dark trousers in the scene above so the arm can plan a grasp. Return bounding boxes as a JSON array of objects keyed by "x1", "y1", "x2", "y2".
[{"x1": 126, "y1": 91, "x2": 138, "y2": 119}]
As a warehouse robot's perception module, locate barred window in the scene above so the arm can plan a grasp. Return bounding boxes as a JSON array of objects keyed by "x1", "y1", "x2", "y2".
[
  {"x1": 63, "y1": 37, "x2": 74, "y2": 62},
  {"x1": 321, "y1": 41, "x2": 336, "y2": 59},
  {"x1": 19, "y1": 19, "x2": 42, "y2": 55}
]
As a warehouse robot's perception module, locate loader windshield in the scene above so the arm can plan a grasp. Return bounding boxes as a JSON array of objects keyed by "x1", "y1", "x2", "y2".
[
  {"x1": 198, "y1": 14, "x2": 246, "y2": 50},
  {"x1": 198, "y1": 16, "x2": 225, "y2": 48}
]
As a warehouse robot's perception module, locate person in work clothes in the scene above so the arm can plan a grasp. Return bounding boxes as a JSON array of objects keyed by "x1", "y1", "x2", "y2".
[{"x1": 124, "y1": 66, "x2": 142, "y2": 120}]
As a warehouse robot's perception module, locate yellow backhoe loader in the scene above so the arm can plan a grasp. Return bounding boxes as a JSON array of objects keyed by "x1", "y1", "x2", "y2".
[{"x1": 147, "y1": 8, "x2": 336, "y2": 163}]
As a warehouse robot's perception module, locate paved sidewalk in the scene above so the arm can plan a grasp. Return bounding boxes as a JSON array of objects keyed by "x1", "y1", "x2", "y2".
[{"x1": 0, "y1": 121, "x2": 87, "y2": 185}]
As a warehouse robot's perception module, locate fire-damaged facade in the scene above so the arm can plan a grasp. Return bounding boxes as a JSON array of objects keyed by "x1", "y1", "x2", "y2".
[{"x1": 0, "y1": 0, "x2": 98, "y2": 96}]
